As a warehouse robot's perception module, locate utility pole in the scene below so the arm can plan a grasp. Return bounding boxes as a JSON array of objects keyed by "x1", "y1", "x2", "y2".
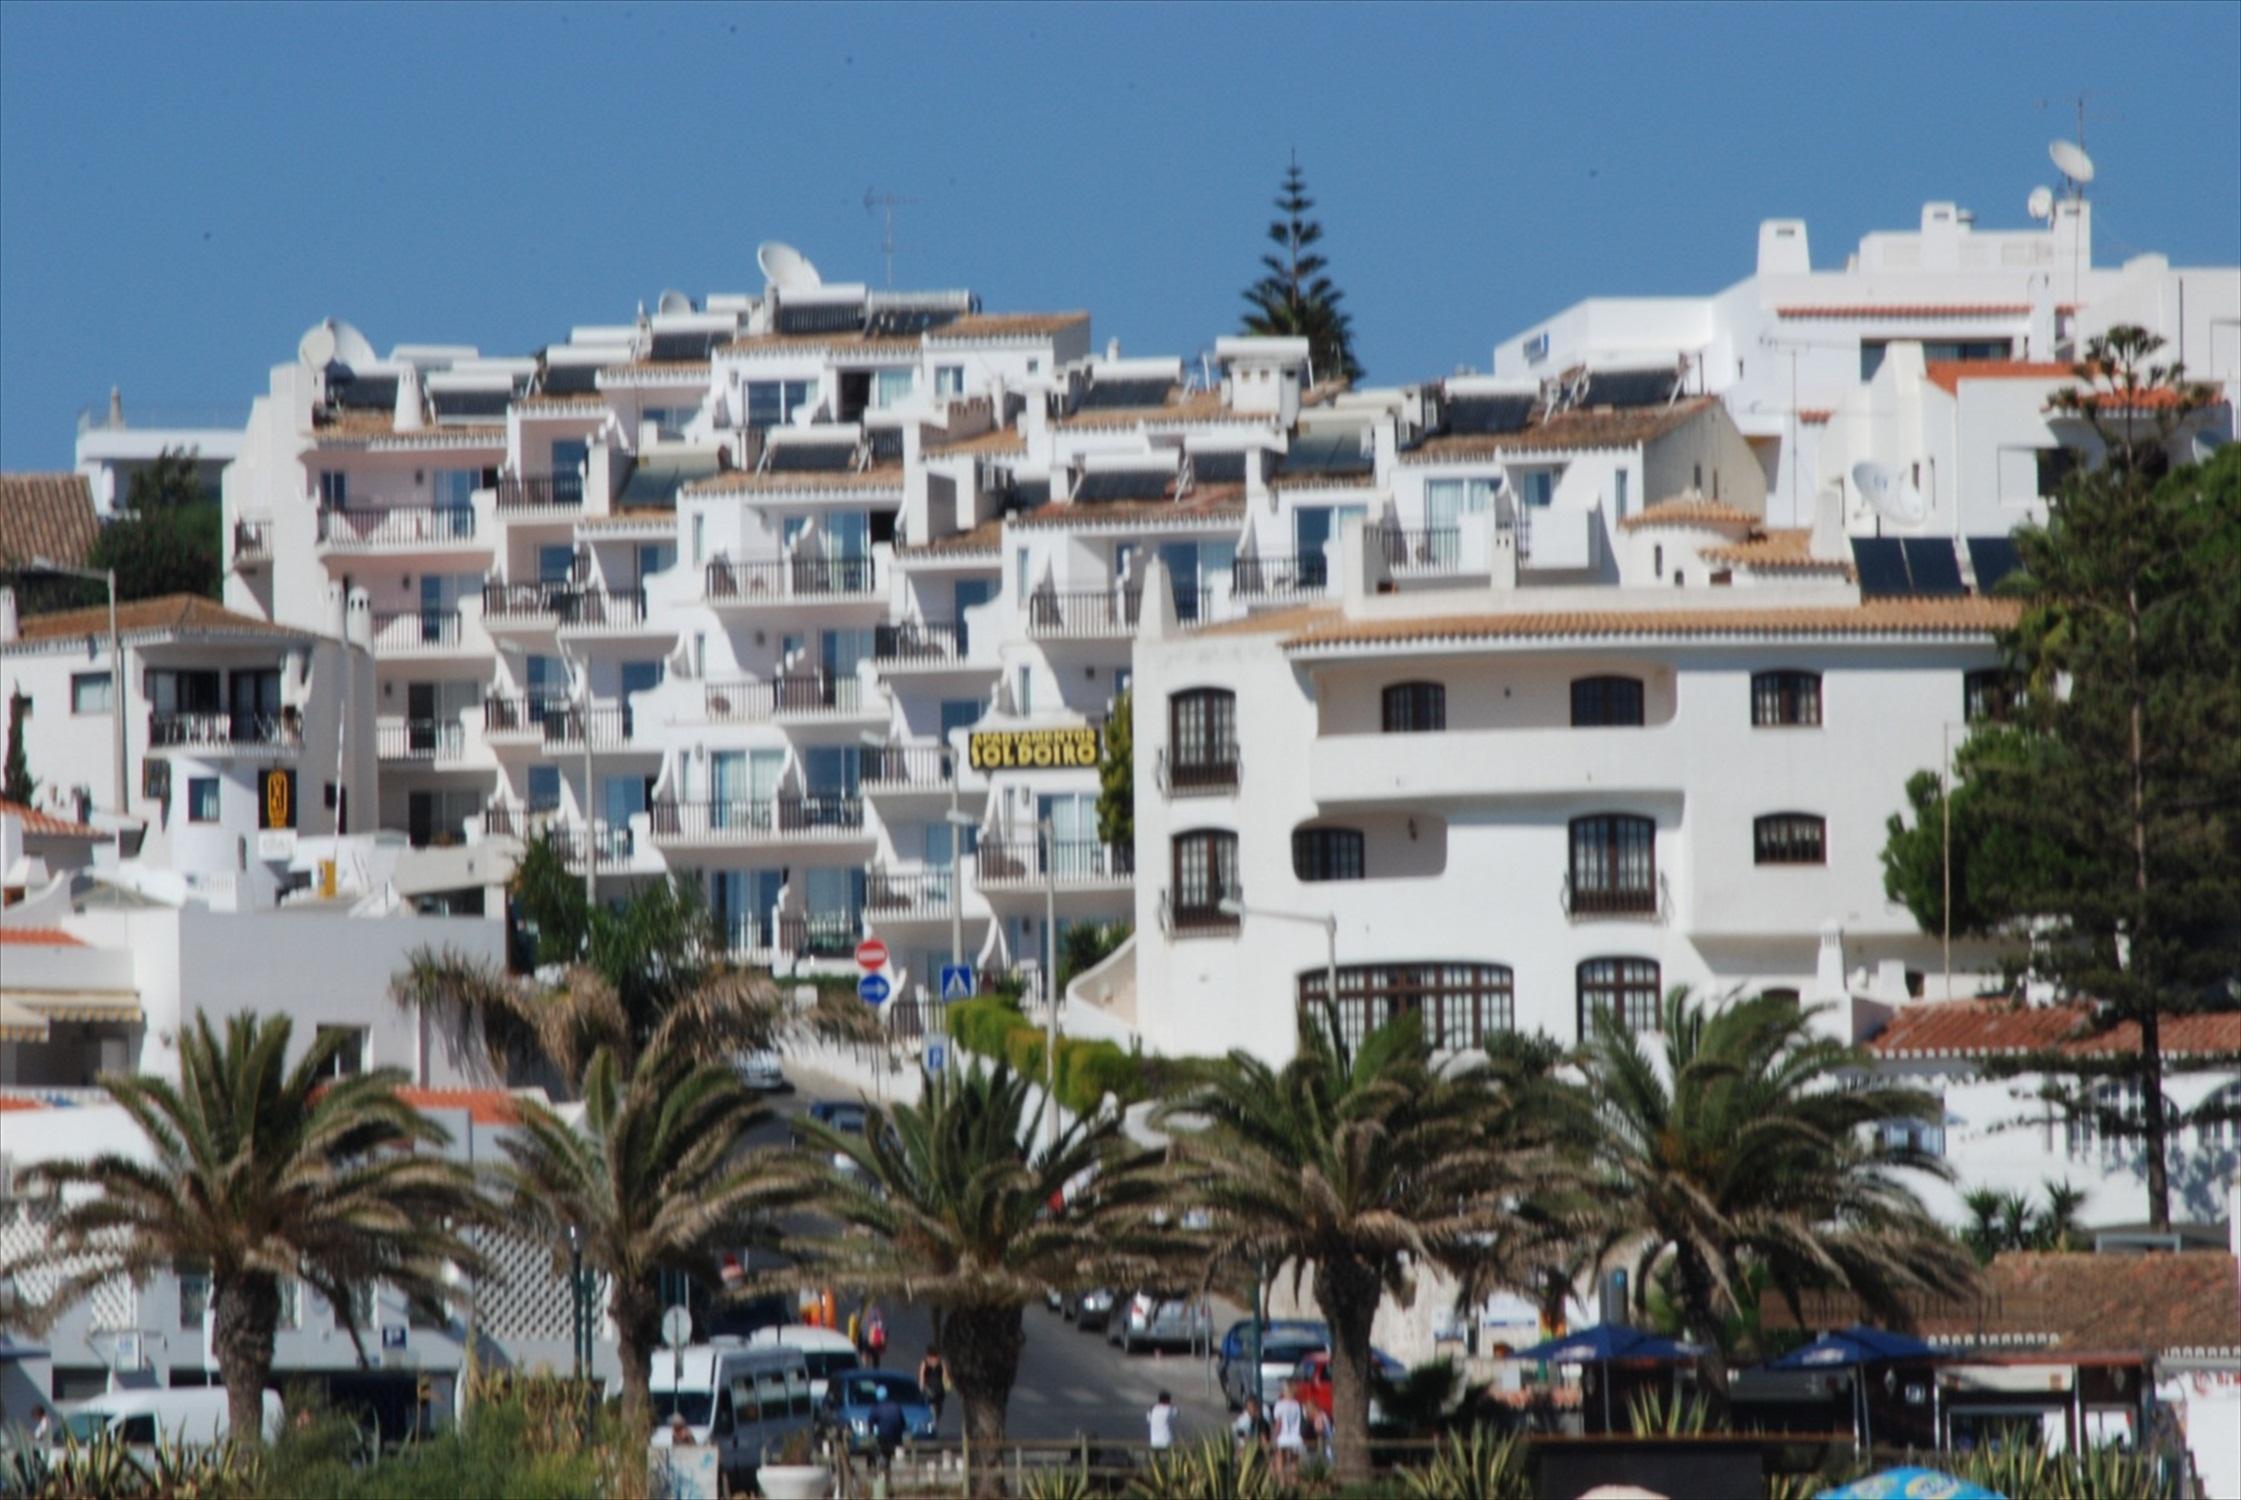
[
  {"x1": 1042, "y1": 817, "x2": 1059, "y2": 1154},
  {"x1": 864, "y1": 188, "x2": 914, "y2": 290}
]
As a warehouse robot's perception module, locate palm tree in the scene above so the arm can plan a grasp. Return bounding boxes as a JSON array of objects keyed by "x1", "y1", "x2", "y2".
[
  {"x1": 492, "y1": 1042, "x2": 798, "y2": 1436},
  {"x1": 21, "y1": 1012, "x2": 485, "y2": 1442},
  {"x1": 1157, "y1": 1016, "x2": 1577, "y2": 1487},
  {"x1": 788, "y1": 1061, "x2": 1169, "y2": 1497},
  {"x1": 1579, "y1": 989, "x2": 1978, "y2": 1409}
]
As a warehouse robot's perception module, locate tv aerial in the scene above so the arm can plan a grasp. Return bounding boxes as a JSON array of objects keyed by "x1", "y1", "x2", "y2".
[
  {"x1": 1851, "y1": 460, "x2": 1928, "y2": 530},
  {"x1": 864, "y1": 188, "x2": 915, "y2": 289}
]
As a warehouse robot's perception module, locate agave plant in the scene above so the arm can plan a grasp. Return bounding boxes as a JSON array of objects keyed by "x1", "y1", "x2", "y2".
[
  {"x1": 1125, "y1": 1438, "x2": 1280, "y2": 1500},
  {"x1": 1624, "y1": 1386, "x2": 1712, "y2": 1436},
  {"x1": 1017, "y1": 1465, "x2": 1105, "y2": 1500},
  {"x1": 1951, "y1": 1440, "x2": 2171, "y2": 1500},
  {"x1": 1395, "y1": 1426, "x2": 1532, "y2": 1500}
]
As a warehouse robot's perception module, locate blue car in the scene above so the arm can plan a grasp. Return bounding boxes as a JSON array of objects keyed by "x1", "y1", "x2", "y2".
[{"x1": 819, "y1": 1370, "x2": 938, "y2": 1452}]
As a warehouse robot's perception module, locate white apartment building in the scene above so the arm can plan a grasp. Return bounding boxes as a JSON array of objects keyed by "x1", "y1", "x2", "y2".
[
  {"x1": 73, "y1": 387, "x2": 243, "y2": 521},
  {"x1": 1489, "y1": 194, "x2": 2241, "y2": 529}
]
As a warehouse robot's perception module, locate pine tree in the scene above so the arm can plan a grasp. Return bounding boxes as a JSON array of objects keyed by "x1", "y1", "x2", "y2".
[
  {"x1": 3, "y1": 689, "x2": 33, "y2": 804},
  {"x1": 1241, "y1": 154, "x2": 1362, "y2": 386}
]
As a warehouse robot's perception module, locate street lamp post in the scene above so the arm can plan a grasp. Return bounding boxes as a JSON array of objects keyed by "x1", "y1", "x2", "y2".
[
  {"x1": 1041, "y1": 816, "x2": 1059, "y2": 1154},
  {"x1": 29, "y1": 557, "x2": 123, "y2": 816}
]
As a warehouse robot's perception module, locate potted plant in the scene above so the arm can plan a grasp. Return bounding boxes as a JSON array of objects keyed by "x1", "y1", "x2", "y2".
[{"x1": 755, "y1": 1427, "x2": 832, "y2": 1500}]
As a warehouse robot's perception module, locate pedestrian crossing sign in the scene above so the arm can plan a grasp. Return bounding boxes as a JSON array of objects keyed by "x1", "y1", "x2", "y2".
[{"x1": 940, "y1": 964, "x2": 976, "y2": 1001}]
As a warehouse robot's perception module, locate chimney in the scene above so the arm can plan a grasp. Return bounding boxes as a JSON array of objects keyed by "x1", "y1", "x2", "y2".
[
  {"x1": 1105, "y1": 338, "x2": 1121, "y2": 363},
  {"x1": 108, "y1": 386, "x2": 124, "y2": 428},
  {"x1": 392, "y1": 365, "x2": 424, "y2": 433}
]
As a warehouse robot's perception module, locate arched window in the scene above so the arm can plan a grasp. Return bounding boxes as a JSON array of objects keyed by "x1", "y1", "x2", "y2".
[
  {"x1": 1167, "y1": 688, "x2": 1239, "y2": 790},
  {"x1": 1751, "y1": 670, "x2": 1822, "y2": 727},
  {"x1": 2066, "y1": 1079, "x2": 2181, "y2": 1159},
  {"x1": 1300, "y1": 963, "x2": 1515, "y2": 1053},
  {"x1": 1753, "y1": 813, "x2": 1827, "y2": 865},
  {"x1": 1568, "y1": 814, "x2": 1657, "y2": 915},
  {"x1": 1292, "y1": 826, "x2": 1366, "y2": 882},
  {"x1": 1381, "y1": 681, "x2": 1446, "y2": 733},
  {"x1": 1168, "y1": 828, "x2": 1239, "y2": 933},
  {"x1": 1578, "y1": 958, "x2": 1661, "y2": 1036},
  {"x1": 1570, "y1": 675, "x2": 1645, "y2": 727},
  {"x1": 2195, "y1": 1083, "x2": 2241, "y2": 1152}
]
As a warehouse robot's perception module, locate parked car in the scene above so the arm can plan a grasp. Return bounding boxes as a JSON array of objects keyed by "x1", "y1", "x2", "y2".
[
  {"x1": 1289, "y1": 1348, "x2": 1407, "y2": 1429},
  {"x1": 1218, "y1": 1323, "x2": 1330, "y2": 1409},
  {"x1": 1068, "y1": 1287, "x2": 1118, "y2": 1331},
  {"x1": 646, "y1": 1343, "x2": 815, "y2": 1485},
  {"x1": 819, "y1": 1370, "x2": 939, "y2": 1452},
  {"x1": 1108, "y1": 1290, "x2": 1211, "y2": 1354},
  {"x1": 735, "y1": 1049, "x2": 788, "y2": 1093},
  {"x1": 59, "y1": 1388, "x2": 283, "y2": 1452},
  {"x1": 746, "y1": 1322, "x2": 862, "y2": 1402},
  {"x1": 792, "y1": 1100, "x2": 869, "y2": 1147}
]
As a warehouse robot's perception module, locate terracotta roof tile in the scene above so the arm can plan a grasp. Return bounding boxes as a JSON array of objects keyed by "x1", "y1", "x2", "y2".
[
  {"x1": 684, "y1": 464, "x2": 904, "y2": 497},
  {"x1": 1009, "y1": 496, "x2": 1244, "y2": 531},
  {"x1": 1798, "y1": 408, "x2": 1834, "y2": 425},
  {"x1": 0, "y1": 473, "x2": 99, "y2": 570},
  {"x1": 1055, "y1": 390, "x2": 1262, "y2": 431},
  {"x1": 1697, "y1": 528, "x2": 1854, "y2": 574},
  {"x1": 0, "y1": 926, "x2": 85, "y2": 947},
  {"x1": 597, "y1": 359, "x2": 713, "y2": 377},
  {"x1": 1777, "y1": 304, "x2": 2031, "y2": 321},
  {"x1": 1285, "y1": 596, "x2": 2021, "y2": 653},
  {"x1": 897, "y1": 514, "x2": 1013, "y2": 558},
  {"x1": 1401, "y1": 397, "x2": 1713, "y2": 463},
  {"x1": 0, "y1": 1096, "x2": 49, "y2": 1112},
  {"x1": 1923, "y1": 360, "x2": 2075, "y2": 396},
  {"x1": 925, "y1": 312, "x2": 1089, "y2": 342},
  {"x1": 1197, "y1": 604, "x2": 1341, "y2": 639},
  {"x1": 1868, "y1": 998, "x2": 2241, "y2": 1060},
  {"x1": 10, "y1": 593, "x2": 308, "y2": 646},
  {"x1": 396, "y1": 1087, "x2": 525, "y2": 1126},
  {"x1": 0, "y1": 800, "x2": 101, "y2": 840},
  {"x1": 927, "y1": 428, "x2": 1029, "y2": 458},
  {"x1": 310, "y1": 410, "x2": 505, "y2": 446},
  {"x1": 1616, "y1": 496, "x2": 1760, "y2": 532}
]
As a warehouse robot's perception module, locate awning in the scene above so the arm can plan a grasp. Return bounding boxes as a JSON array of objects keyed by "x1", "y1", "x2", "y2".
[
  {"x1": 0, "y1": 989, "x2": 143, "y2": 1026},
  {"x1": 0, "y1": 996, "x2": 51, "y2": 1042}
]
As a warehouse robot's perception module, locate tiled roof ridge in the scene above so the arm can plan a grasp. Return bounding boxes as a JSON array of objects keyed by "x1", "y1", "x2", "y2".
[
  {"x1": 1868, "y1": 996, "x2": 2241, "y2": 1059},
  {"x1": 0, "y1": 799, "x2": 101, "y2": 839},
  {"x1": 1617, "y1": 495, "x2": 1761, "y2": 532},
  {"x1": 9, "y1": 593, "x2": 309, "y2": 645},
  {"x1": 1284, "y1": 595, "x2": 2021, "y2": 651},
  {"x1": 0, "y1": 472, "x2": 99, "y2": 571}
]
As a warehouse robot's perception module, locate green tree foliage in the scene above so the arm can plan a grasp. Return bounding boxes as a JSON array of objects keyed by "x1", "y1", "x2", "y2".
[
  {"x1": 1240, "y1": 155, "x2": 1362, "y2": 387},
  {"x1": 1880, "y1": 330, "x2": 2241, "y2": 1228},
  {"x1": 1097, "y1": 689, "x2": 1133, "y2": 849},
  {"x1": 3, "y1": 688, "x2": 32, "y2": 804},
  {"x1": 1960, "y1": 1180, "x2": 2086, "y2": 1264},
  {"x1": 494, "y1": 1043, "x2": 797, "y2": 1437},
  {"x1": 788, "y1": 1060, "x2": 1169, "y2": 1496},
  {"x1": 22, "y1": 1012, "x2": 486, "y2": 1443},
  {"x1": 1059, "y1": 918, "x2": 1131, "y2": 991},
  {"x1": 1578, "y1": 990, "x2": 1976, "y2": 1412},
  {"x1": 1158, "y1": 1016, "x2": 1574, "y2": 1486},
  {"x1": 85, "y1": 447, "x2": 222, "y2": 602}
]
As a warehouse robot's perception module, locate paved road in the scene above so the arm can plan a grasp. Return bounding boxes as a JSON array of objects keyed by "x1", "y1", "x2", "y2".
[{"x1": 755, "y1": 1067, "x2": 1236, "y2": 1444}]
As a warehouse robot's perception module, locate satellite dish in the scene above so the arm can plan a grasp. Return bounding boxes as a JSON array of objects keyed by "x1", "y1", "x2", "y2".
[
  {"x1": 656, "y1": 289, "x2": 693, "y2": 315},
  {"x1": 330, "y1": 320, "x2": 378, "y2": 369},
  {"x1": 2049, "y1": 139, "x2": 2096, "y2": 185},
  {"x1": 297, "y1": 322, "x2": 338, "y2": 369},
  {"x1": 1851, "y1": 460, "x2": 1929, "y2": 528},
  {"x1": 756, "y1": 241, "x2": 824, "y2": 292},
  {"x1": 2027, "y1": 185, "x2": 2055, "y2": 221}
]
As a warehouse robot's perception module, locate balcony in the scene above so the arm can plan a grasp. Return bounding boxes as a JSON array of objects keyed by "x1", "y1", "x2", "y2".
[
  {"x1": 1156, "y1": 746, "x2": 1240, "y2": 796},
  {"x1": 1307, "y1": 722, "x2": 1683, "y2": 810},
  {"x1": 147, "y1": 711, "x2": 299, "y2": 758},
  {"x1": 1560, "y1": 871, "x2": 1672, "y2": 923},
  {"x1": 369, "y1": 609, "x2": 474, "y2": 657},
  {"x1": 1378, "y1": 525, "x2": 1462, "y2": 575},
  {"x1": 494, "y1": 474, "x2": 585, "y2": 514},
  {"x1": 777, "y1": 912, "x2": 863, "y2": 962},
  {"x1": 698, "y1": 675, "x2": 881, "y2": 726},
  {"x1": 864, "y1": 870, "x2": 957, "y2": 923},
  {"x1": 1231, "y1": 551, "x2": 1328, "y2": 601},
  {"x1": 554, "y1": 589, "x2": 660, "y2": 638},
  {"x1": 232, "y1": 518, "x2": 273, "y2": 567},
  {"x1": 479, "y1": 698, "x2": 636, "y2": 750},
  {"x1": 860, "y1": 743, "x2": 957, "y2": 793},
  {"x1": 481, "y1": 580, "x2": 569, "y2": 631},
  {"x1": 1027, "y1": 588, "x2": 1141, "y2": 640},
  {"x1": 649, "y1": 795, "x2": 869, "y2": 847},
  {"x1": 974, "y1": 838, "x2": 1134, "y2": 891},
  {"x1": 374, "y1": 717, "x2": 470, "y2": 763},
  {"x1": 316, "y1": 505, "x2": 482, "y2": 554},
  {"x1": 705, "y1": 557, "x2": 880, "y2": 607},
  {"x1": 1160, "y1": 889, "x2": 1242, "y2": 939}
]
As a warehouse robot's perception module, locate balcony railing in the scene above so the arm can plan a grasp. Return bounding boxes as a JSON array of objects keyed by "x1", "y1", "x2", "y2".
[
  {"x1": 555, "y1": 589, "x2": 650, "y2": 631},
  {"x1": 147, "y1": 711, "x2": 299, "y2": 753},
  {"x1": 537, "y1": 703, "x2": 634, "y2": 748},
  {"x1": 778, "y1": 912, "x2": 863, "y2": 961},
  {"x1": 545, "y1": 822, "x2": 635, "y2": 866},
  {"x1": 1027, "y1": 588, "x2": 1141, "y2": 637},
  {"x1": 232, "y1": 518, "x2": 273, "y2": 563},
  {"x1": 865, "y1": 870, "x2": 956, "y2": 919},
  {"x1": 495, "y1": 474, "x2": 584, "y2": 511},
  {"x1": 859, "y1": 744, "x2": 956, "y2": 790},
  {"x1": 370, "y1": 610, "x2": 466, "y2": 653},
  {"x1": 1161, "y1": 889, "x2": 1242, "y2": 937},
  {"x1": 1379, "y1": 525, "x2": 1462, "y2": 572},
  {"x1": 1157, "y1": 745, "x2": 1240, "y2": 794},
  {"x1": 483, "y1": 695, "x2": 566, "y2": 737},
  {"x1": 699, "y1": 675, "x2": 872, "y2": 723},
  {"x1": 1559, "y1": 870, "x2": 1668, "y2": 920},
  {"x1": 872, "y1": 619, "x2": 965, "y2": 665},
  {"x1": 705, "y1": 557, "x2": 878, "y2": 603},
  {"x1": 1231, "y1": 551, "x2": 1327, "y2": 598},
  {"x1": 481, "y1": 580, "x2": 571, "y2": 623},
  {"x1": 316, "y1": 506, "x2": 478, "y2": 548},
  {"x1": 650, "y1": 795, "x2": 867, "y2": 841},
  {"x1": 376, "y1": 718, "x2": 467, "y2": 760},
  {"x1": 975, "y1": 838, "x2": 1134, "y2": 887}
]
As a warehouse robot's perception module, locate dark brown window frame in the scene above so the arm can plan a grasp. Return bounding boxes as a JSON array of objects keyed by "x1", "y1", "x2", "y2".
[
  {"x1": 1578, "y1": 956, "x2": 1661, "y2": 1036},
  {"x1": 1567, "y1": 813, "x2": 1657, "y2": 915},
  {"x1": 1167, "y1": 687, "x2": 1240, "y2": 789},
  {"x1": 1751, "y1": 669, "x2": 1822, "y2": 728},
  {"x1": 1169, "y1": 827, "x2": 1240, "y2": 931},
  {"x1": 1381, "y1": 680, "x2": 1446, "y2": 733},
  {"x1": 1753, "y1": 812, "x2": 1827, "y2": 865},
  {"x1": 1570, "y1": 674, "x2": 1646, "y2": 727},
  {"x1": 1292, "y1": 826, "x2": 1366, "y2": 882},
  {"x1": 1300, "y1": 962, "x2": 1516, "y2": 1054}
]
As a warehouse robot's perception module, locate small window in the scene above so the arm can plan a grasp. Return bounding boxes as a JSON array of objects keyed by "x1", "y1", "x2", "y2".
[
  {"x1": 1578, "y1": 957, "x2": 1661, "y2": 1035},
  {"x1": 1754, "y1": 813, "x2": 1827, "y2": 865},
  {"x1": 1522, "y1": 471, "x2": 1554, "y2": 508},
  {"x1": 1570, "y1": 675, "x2": 1645, "y2": 727},
  {"x1": 314, "y1": 1025, "x2": 367, "y2": 1077},
  {"x1": 119, "y1": 1416, "x2": 158, "y2": 1445},
  {"x1": 1292, "y1": 827, "x2": 1366, "y2": 882},
  {"x1": 934, "y1": 366, "x2": 966, "y2": 399},
  {"x1": 71, "y1": 672, "x2": 113, "y2": 715},
  {"x1": 2035, "y1": 446, "x2": 2081, "y2": 497},
  {"x1": 1168, "y1": 689, "x2": 1238, "y2": 788},
  {"x1": 1751, "y1": 670, "x2": 1821, "y2": 727},
  {"x1": 527, "y1": 764, "x2": 562, "y2": 813},
  {"x1": 1880, "y1": 1115, "x2": 1946, "y2": 1157},
  {"x1": 1169, "y1": 829, "x2": 1240, "y2": 931},
  {"x1": 1381, "y1": 681, "x2": 1445, "y2": 733},
  {"x1": 187, "y1": 777, "x2": 221, "y2": 824},
  {"x1": 178, "y1": 1262, "x2": 210, "y2": 1328},
  {"x1": 1964, "y1": 669, "x2": 2019, "y2": 725},
  {"x1": 1568, "y1": 815, "x2": 1657, "y2": 914}
]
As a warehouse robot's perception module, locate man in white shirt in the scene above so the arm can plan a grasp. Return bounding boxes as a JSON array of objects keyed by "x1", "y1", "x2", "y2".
[
  {"x1": 1147, "y1": 1390, "x2": 1176, "y2": 1450},
  {"x1": 1270, "y1": 1380, "x2": 1306, "y2": 1481}
]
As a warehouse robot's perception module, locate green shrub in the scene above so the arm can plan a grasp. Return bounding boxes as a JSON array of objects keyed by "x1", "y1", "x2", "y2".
[
  {"x1": 1004, "y1": 1025, "x2": 1048, "y2": 1080},
  {"x1": 950, "y1": 996, "x2": 1027, "y2": 1056},
  {"x1": 1065, "y1": 1040, "x2": 1141, "y2": 1111}
]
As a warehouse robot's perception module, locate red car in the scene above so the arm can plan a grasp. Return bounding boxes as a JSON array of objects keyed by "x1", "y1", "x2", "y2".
[{"x1": 1288, "y1": 1348, "x2": 1407, "y2": 1422}]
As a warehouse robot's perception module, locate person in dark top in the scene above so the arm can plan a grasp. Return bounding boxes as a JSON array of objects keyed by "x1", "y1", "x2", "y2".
[
  {"x1": 917, "y1": 1346, "x2": 948, "y2": 1430},
  {"x1": 869, "y1": 1386, "x2": 908, "y2": 1470}
]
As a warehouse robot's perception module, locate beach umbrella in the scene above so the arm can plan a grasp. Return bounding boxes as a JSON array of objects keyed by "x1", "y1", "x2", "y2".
[{"x1": 1511, "y1": 1323, "x2": 1703, "y2": 1431}]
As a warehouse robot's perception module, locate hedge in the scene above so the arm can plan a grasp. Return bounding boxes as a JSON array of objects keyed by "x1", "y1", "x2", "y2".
[{"x1": 942, "y1": 995, "x2": 1149, "y2": 1116}]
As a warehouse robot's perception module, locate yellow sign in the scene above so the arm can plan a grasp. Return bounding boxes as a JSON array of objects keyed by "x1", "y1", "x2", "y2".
[
  {"x1": 259, "y1": 768, "x2": 296, "y2": 831},
  {"x1": 968, "y1": 727, "x2": 1101, "y2": 773}
]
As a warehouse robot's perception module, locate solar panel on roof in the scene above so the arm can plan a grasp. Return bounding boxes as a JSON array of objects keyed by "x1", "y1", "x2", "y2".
[
  {"x1": 430, "y1": 390, "x2": 511, "y2": 422},
  {"x1": 767, "y1": 443, "x2": 858, "y2": 474},
  {"x1": 1581, "y1": 369, "x2": 1679, "y2": 408},
  {"x1": 1077, "y1": 470, "x2": 1173, "y2": 503},
  {"x1": 331, "y1": 376, "x2": 398, "y2": 411},
  {"x1": 1191, "y1": 452, "x2": 1248, "y2": 484},
  {"x1": 1276, "y1": 431, "x2": 1373, "y2": 477},
  {"x1": 1009, "y1": 479, "x2": 1051, "y2": 508},
  {"x1": 540, "y1": 364, "x2": 603, "y2": 396},
  {"x1": 866, "y1": 307, "x2": 959, "y2": 336},
  {"x1": 649, "y1": 331, "x2": 722, "y2": 362},
  {"x1": 1851, "y1": 538, "x2": 1911, "y2": 597},
  {"x1": 1445, "y1": 395, "x2": 1536, "y2": 435},
  {"x1": 1901, "y1": 538, "x2": 1965, "y2": 596},
  {"x1": 1967, "y1": 536, "x2": 2023, "y2": 594},
  {"x1": 774, "y1": 302, "x2": 865, "y2": 336},
  {"x1": 1076, "y1": 379, "x2": 1173, "y2": 412}
]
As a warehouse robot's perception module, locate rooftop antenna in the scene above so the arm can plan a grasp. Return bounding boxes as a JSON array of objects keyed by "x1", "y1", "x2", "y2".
[
  {"x1": 863, "y1": 188, "x2": 915, "y2": 289},
  {"x1": 1851, "y1": 459, "x2": 1928, "y2": 534}
]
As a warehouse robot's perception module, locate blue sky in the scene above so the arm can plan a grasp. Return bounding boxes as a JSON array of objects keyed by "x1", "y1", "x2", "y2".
[{"x1": 4, "y1": 1, "x2": 2236, "y2": 470}]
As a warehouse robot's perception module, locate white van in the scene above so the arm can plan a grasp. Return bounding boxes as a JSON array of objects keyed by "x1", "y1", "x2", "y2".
[
  {"x1": 647, "y1": 1341, "x2": 814, "y2": 1481},
  {"x1": 58, "y1": 1387, "x2": 284, "y2": 1450},
  {"x1": 745, "y1": 1323, "x2": 861, "y2": 1401}
]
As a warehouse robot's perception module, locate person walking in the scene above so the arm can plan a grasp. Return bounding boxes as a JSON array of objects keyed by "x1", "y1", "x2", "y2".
[
  {"x1": 1147, "y1": 1390, "x2": 1177, "y2": 1451},
  {"x1": 869, "y1": 1384, "x2": 908, "y2": 1476},
  {"x1": 847, "y1": 1305, "x2": 863, "y2": 1354},
  {"x1": 866, "y1": 1305, "x2": 888, "y2": 1369},
  {"x1": 1270, "y1": 1379, "x2": 1306, "y2": 1483},
  {"x1": 917, "y1": 1346, "x2": 947, "y2": 1431},
  {"x1": 29, "y1": 1406, "x2": 52, "y2": 1445},
  {"x1": 1231, "y1": 1393, "x2": 1268, "y2": 1459}
]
